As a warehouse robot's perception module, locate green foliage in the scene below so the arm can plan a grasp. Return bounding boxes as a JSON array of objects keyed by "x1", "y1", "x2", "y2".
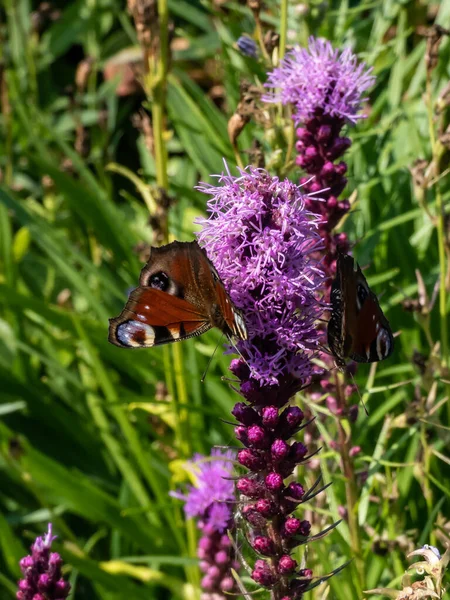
[{"x1": 1, "y1": 0, "x2": 449, "y2": 598}]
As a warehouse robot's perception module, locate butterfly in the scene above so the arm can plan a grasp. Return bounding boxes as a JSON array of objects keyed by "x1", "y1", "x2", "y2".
[
  {"x1": 327, "y1": 253, "x2": 394, "y2": 367},
  {"x1": 109, "y1": 240, "x2": 247, "y2": 348}
]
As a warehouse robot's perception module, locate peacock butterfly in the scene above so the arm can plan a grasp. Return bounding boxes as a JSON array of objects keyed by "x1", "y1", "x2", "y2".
[
  {"x1": 109, "y1": 240, "x2": 247, "y2": 348},
  {"x1": 327, "y1": 253, "x2": 394, "y2": 367}
]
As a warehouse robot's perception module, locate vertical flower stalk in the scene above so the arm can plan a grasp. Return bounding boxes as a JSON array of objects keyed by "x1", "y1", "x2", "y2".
[
  {"x1": 264, "y1": 37, "x2": 375, "y2": 296},
  {"x1": 197, "y1": 167, "x2": 325, "y2": 599},
  {"x1": 264, "y1": 39, "x2": 376, "y2": 588},
  {"x1": 17, "y1": 524, "x2": 70, "y2": 600},
  {"x1": 173, "y1": 450, "x2": 240, "y2": 599}
]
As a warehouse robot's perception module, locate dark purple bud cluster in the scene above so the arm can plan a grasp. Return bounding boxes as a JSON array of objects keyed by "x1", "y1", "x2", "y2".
[
  {"x1": 17, "y1": 524, "x2": 70, "y2": 600},
  {"x1": 230, "y1": 361, "x2": 314, "y2": 599},
  {"x1": 198, "y1": 530, "x2": 240, "y2": 598}
]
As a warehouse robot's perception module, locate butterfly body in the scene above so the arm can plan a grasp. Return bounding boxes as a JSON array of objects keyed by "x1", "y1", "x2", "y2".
[
  {"x1": 109, "y1": 240, "x2": 247, "y2": 348},
  {"x1": 327, "y1": 253, "x2": 394, "y2": 367}
]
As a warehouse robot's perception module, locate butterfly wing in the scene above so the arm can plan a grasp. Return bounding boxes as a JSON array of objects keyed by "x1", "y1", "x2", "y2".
[
  {"x1": 348, "y1": 264, "x2": 394, "y2": 362},
  {"x1": 327, "y1": 253, "x2": 394, "y2": 364},
  {"x1": 328, "y1": 253, "x2": 357, "y2": 365},
  {"x1": 108, "y1": 287, "x2": 212, "y2": 348}
]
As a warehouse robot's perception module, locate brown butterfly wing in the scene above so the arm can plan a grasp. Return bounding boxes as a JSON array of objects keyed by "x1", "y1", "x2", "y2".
[
  {"x1": 109, "y1": 288, "x2": 212, "y2": 348},
  {"x1": 109, "y1": 240, "x2": 247, "y2": 348}
]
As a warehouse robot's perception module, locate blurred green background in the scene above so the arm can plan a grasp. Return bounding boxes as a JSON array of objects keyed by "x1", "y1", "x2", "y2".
[{"x1": 1, "y1": 0, "x2": 450, "y2": 598}]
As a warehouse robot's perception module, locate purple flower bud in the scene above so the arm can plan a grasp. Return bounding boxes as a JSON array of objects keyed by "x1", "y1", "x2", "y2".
[
  {"x1": 271, "y1": 439, "x2": 289, "y2": 461},
  {"x1": 237, "y1": 476, "x2": 261, "y2": 498},
  {"x1": 221, "y1": 575, "x2": 235, "y2": 591},
  {"x1": 261, "y1": 406, "x2": 279, "y2": 428},
  {"x1": 215, "y1": 550, "x2": 229, "y2": 565},
  {"x1": 238, "y1": 448, "x2": 265, "y2": 471},
  {"x1": 247, "y1": 425, "x2": 269, "y2": 449},
  {"x1": 207, "y1": 565, "x2": 221, "y2": 579},
  {"x1": 252, "y1": 559, "x2": 277, "y2": 587},
  {"x1": 199, "y1": 560, "x2": 209, "y2": 572},
  {"x1": 327, "y1": 136, "x2": 351, "y2": 159},
  {"x1": 285, "y1": 482, "x2": 305, "y2": 500},
  {"x1": 289, "y1": 441, "x2": 308, "y2": 462},
  {"x1": 220, "y1": 534, "x2": 231, "y2": 548},
  {"x1": 321, "y1": 161, "x2": 336, "y2": 179},
  {"x1": 201, "y1": 575, "x2": 214, "y2": 591},
  {"x1": 235, "y1": 425, "x2": 249, "y2": 445},
  {"x1": 344, "y1": 385, "x2": 356, "y2": 398},
  {"x1": 278, "y1": 406, "x2": 304, "y2": 436},
  {"x1": 327, "y1": 196, "x2": 338, "y2": 209},
  {"x1": 240, "y1": 380, "x2": 263, "y2": 404},
  {"x1": 230, "y1": 358, "x2": 250, "y2": 380},
  {"x1": 18, "y1": 580, "x2": 31, "y2": 592},
  {"x1": 265, "y1": 472, "x2": 284, "y2": 491},
  {"x1": 338, "y1": 505, "x2": 348, "y2": 519},
  {"x1": 298, "y1": 568, "x2": 313, "y2": 578},
  {"x1": 243, "y1": 504, "x2": 267, "y2": 527},
  {"x1": 326, "y1": 395, "x2": 343, "y2": 416},
  {"x1": 296, "y1": 127, "x2": 313, "y2": 143},
  {"x1": 232, "y1": 402, "x2": 259, "y2": 425},
  {"x1": 255, "y1": 498, "x2": 277, "y2": 518},
  {"x1": 19, "y1": 556, "x2": 34, "y2": 573},
  {"x1": 278, "y1": 554, "x2": 298, "y2": 574},
  {"x1": 282, "y1": 517, "x2": 311, "y2": 538},
  {"x1": 199, "y1": 536, "x2": 213, "y2": 552},
  {"x1": 349, "y1": 446, "x2": 361, "y2": 457},
  {"x1": 317, "y1": 125, "x2": 332, "y2": 141},
  {"x1": 38, "y1": 573, "x2": 50, "y2": 591},
  {"x1": 253, "y1": 536, "x2": 275, "y2": 556}
]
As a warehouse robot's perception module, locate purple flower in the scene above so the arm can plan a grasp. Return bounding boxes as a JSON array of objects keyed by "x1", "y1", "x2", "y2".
[
  {"x1": 196, "y1": 165, "x2": 325, "y2": 387},
  {"x1": 17, "y1": 524, "x2": 70, "y2": 600},
  {"x1": 263, "y1": 37, "x2": 375, "y2": 124},
  {"x1": 173, "y1": 450, "x2": 239, "y2": 599},
  {"x1": 173, "y1": 449, "x2": 235, "y2": 529},
  {"x1": 197, "y1": 166, "x2": 326, "y2": 598}
]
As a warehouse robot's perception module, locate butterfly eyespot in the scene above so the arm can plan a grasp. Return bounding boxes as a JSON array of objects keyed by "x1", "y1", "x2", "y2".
[
  {"x1": 149, "y1": 271, "x2": 170, "y2": 291},
  {"x1": 356, "y1": 283, "x2": 368, "y2": 309},
  {"x1": 210, "y1": 268, "x2": 219, "y2": 282}
]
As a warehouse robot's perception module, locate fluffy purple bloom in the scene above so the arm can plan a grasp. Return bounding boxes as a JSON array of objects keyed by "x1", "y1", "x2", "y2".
[
  {"x1": 174, "y1": 449, "x2": 235, "y2": 529},
  {"x1": 197, "y1": 166, "x2": 327, "y2": 598},
  {"x1": 263, "y1": 37, "x2": 375, "y2": 124},
  {"x1": 196, "y1": 165, "x2": 325, "y2": 386},
  {"x1": 173, "y1": 450, "x2": 239, "y2": 599},
  {"x1": 17, "y1": 524, "x2": 70, "y2": 600}
]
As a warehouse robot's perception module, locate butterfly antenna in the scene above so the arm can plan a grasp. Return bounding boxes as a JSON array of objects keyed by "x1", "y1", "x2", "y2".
[
  {"x1": 227, "y1": 336, "x2": 250, "y2": 370},
  {"x1": 201, "y1": 334, "x2": 224, "y2": 383}
]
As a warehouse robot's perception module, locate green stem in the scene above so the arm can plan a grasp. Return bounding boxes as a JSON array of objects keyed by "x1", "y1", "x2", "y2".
[
  {"x1": 426, "y1": 74, "x2": 449, "y2": 420},
  {"x1": 335, "y1": 373, "x2": 364, "y2": 591},
  {"x1": 145, "y1": 0, "x2": 190, "y2": 457},
  {"x1": 279, "y1": 0, "x2": 288, "y2": 60}
]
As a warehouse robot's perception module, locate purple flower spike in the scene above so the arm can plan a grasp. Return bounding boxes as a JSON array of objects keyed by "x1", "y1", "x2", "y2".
[
  {"x1": 263, "y1": 37, "x2": 375, "y2": 125},
  {"x1": 173, "y1": 450, "x2": 239, "y2": 599},
  {"x1": 197, "y1": 166, "x2": 324, "y2": 598},
  {"x1": 197, "y1": 165, "x2": 325, "y2": 387},
  {"x1": 17, "y1": 524, "x2": 70, "y2": 600}
]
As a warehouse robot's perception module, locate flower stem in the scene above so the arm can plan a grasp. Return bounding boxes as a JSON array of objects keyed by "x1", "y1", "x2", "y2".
[
  {"x1": 426, "y1": 72, "x2": 450, "y2": 420},
  {"x1": 279, "y1": 0, "x2": 288, "y2": 60},
  {"x1": 335, "y1": 373, "x2": 364, "y2": 591},
  {"x1": 142, "y1": 0, "x2": 190, "y2": 457}
]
